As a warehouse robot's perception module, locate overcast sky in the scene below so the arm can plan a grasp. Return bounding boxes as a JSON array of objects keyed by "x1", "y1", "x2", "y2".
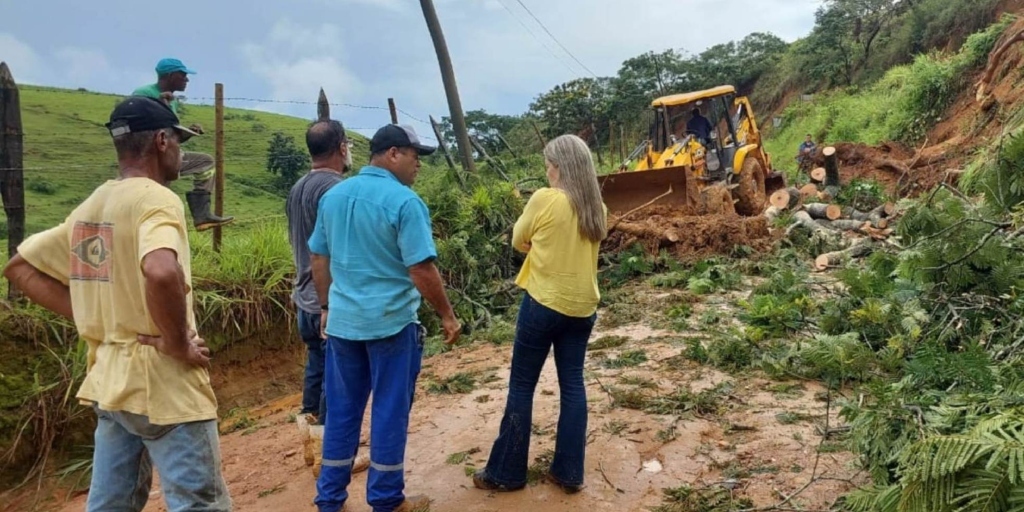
[{"x1": 1, "y1": 0, "x2": 819, "y2": 138}]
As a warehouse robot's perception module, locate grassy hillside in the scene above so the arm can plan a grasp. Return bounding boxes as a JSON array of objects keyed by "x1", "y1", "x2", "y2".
[{"x1": 12, "y1": 86, "x2": 375, "y2": 236}]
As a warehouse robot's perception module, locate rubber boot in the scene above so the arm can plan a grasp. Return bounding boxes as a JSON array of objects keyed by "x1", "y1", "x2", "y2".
[{"x1": 185, "y1": 190, "x2": 234, "y2": 231}]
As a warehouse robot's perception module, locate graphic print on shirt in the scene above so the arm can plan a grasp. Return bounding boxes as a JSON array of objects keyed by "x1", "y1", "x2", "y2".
[{"x1": 70, "y1": 222, "x2": 114, "y2": 282}]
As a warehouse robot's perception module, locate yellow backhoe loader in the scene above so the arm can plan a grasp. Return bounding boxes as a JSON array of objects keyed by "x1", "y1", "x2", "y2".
[{"x1": 600, "y1": 85, "x2": 785, "y2": 217}]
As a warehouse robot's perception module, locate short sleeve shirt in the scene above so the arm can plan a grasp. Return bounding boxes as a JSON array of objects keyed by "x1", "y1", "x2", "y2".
[
  {"x1": 17, "y1": 178, "x2": 217, "y2": 425},
  {"x1": 308, "y1": 166, "x2": 437, "y2": 340}
]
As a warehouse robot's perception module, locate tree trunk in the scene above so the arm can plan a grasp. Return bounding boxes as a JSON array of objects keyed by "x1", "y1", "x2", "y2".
[
  {"x1": 770, "y1": 187, "x2": 803, "y2": 210},
  {"x1": 823, "y1": 146, "x2": 841, "y2": 188},
  {"x1": 810, "y1": 167, "x2": 827, "y2": 183},
  {"x1": 804, "y1": 203, "x2": 843, "y2": 221},
  {"x1": 815, "y1": 239, "x2": 874, "y2": 271}
]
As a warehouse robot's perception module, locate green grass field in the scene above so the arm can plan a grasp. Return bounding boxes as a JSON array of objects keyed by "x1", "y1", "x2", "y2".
[{"x1": 12, "y1": 85, "x2": 379, "y2": 237}]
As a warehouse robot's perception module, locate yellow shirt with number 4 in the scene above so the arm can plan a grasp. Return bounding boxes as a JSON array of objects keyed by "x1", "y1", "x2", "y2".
[
  {"x1": 512, "y1": 187, "x2": 604, "y2": 318},
  {"x1": 17, "y1": 178, "x2": 217, "y2": 425}
]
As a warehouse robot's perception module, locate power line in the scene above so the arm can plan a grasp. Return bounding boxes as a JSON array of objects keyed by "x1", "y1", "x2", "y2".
[
  {"x1": 493, "y1": 0, "x2": 583, "y2": 77},
  {"x1": 512, "y1": 0, "x2": 598, "y2": 78}
]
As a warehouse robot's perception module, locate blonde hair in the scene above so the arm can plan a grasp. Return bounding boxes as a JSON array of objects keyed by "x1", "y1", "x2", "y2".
[{"x1": 543, "y1": 134, "x2": 607, "y2": 242}]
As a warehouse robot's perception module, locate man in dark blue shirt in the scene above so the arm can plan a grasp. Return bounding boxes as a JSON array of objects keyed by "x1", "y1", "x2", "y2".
[{"x1": 686, "y1": 107, "x2": 713, "y2": 143}]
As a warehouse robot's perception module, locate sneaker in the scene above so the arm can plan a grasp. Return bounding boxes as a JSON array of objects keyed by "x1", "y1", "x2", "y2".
[
  {"x1": 393, "y1": 494, "x2": 431, "y2": 512},
  {"x1": 546, "y1": 473, "x2": 583, "y2": 494},
  {"x1": 472, "y1": 470, "x2": 525, "y2": 492}
]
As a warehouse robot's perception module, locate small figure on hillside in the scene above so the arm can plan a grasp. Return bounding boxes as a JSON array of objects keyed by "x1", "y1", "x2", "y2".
[
  {"x1": 310, "y1": 124, "x2": 461, "y2": 512},
  {"x1": 473, "y1": 134, "x2": 607, "y2": 495},
  {"x1": 285, "y1": 118, "x2": 371, "y2": 474},
  {"x1": 4, "y1": 97, "x2": 231, "y2": 511},
  {"x1": 796, "y1": 133, "x2": 817, "y2": 172},
  {"x1": 133, "y1": 58, "x2": 234, "y2": 231}
]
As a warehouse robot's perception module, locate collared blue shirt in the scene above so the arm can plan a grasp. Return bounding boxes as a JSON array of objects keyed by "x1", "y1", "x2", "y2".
[{"x1": 308, "y1": 165, "x2": 437, "y2": 340}]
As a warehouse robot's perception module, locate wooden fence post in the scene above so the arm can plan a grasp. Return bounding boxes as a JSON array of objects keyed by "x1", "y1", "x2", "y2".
[
  {"x1": 318, "y1": 88, "x2": 330, "y2": 122},
  {"x1": 0, "y1": 62, "x2": 25, "y2": 299},
  {"x1": 388, "y1": 98, "x2": 398, "y2": 124},
  {"x1": 213, "y1": 83, "x2": 224, "y2": 253}
]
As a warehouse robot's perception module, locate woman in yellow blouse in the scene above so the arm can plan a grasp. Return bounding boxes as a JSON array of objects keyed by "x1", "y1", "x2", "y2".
[{"x1": 474, "y1": 134, "x2": 606, "y2": 494}]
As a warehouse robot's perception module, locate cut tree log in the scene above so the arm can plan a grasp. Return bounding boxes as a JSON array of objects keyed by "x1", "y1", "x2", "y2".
[
  {"x1": 815, "y1": 239, "x2": 875, "y2": 271},
  {"x1": 817, "y1": 190, "x2": 834, "y2": 202},
  {"x1": 824, "y1": 219, "x2": 872, "y2": 232},
  {"x1": 823, "y1": 185, "x2": 840, "y2": 200},
  {"x1": 822, "y1": 146, "x2": 841, "y2": 188},
  {"x1": 799, "y1": 183, "x2": 820, "y2": 200},
  {"x1": 770, "y1": 187, "x2": 803, "y2": 210},
  {"x1": 842, "y1": 207, "x2": 871, "y2": 222},
  {"x1": 786, "y1": 210, "x2": 834, "y2": 237},
  {"x1": 873, "y1": 202, "x2": 896, "y2": 217},
  {"x1": 804, "y1": 203, "x2": 843, "y2": 221},
  {"x1": 810, "y1": 167, "x2": 827, "y2": 183},
  {"x1": 764, "y1": 205, "x2": 782, "y2": 223}
]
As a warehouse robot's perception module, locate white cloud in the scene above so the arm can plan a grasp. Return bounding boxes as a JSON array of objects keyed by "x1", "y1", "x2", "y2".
[
  {"x1": 54, "y1": 47, "x2": 112, "y2": 84},
  {"x1": 238, "y1": 19, "x2": 363, "y2": 108},
  {"x1": 0, "y1": 32, "x2": 45, "y2": 83}
]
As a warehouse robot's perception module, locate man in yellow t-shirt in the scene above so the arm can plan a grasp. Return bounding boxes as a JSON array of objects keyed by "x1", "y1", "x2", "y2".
[{"x1": 4, "y1": 97, "x2": 231, "y2": 511}]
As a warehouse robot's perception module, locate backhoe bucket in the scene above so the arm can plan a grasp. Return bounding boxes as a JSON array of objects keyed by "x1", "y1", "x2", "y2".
[{"x1": 598, "y1": 167, "x2": 696, "y2": 216}]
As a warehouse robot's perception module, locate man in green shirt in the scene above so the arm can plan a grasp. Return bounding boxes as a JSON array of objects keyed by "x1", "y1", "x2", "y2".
[{"x1": 133, "y1": 58, "x2": 233, "y2": 231}]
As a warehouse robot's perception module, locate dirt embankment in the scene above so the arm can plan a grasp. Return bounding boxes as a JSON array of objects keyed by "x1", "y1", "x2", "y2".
[{"x1": 803, "y1": 14, "x2": 1024, "y2": 199}]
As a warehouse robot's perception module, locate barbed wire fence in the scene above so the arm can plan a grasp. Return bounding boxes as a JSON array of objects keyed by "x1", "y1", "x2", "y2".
[{"x1": 3, "y1": 81, "x2": 459, "y2": 248}]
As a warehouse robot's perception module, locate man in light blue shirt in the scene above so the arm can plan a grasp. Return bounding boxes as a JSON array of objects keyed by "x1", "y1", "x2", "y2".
[{"x1": 309, "y1": 124, "x2": 461, "y2": 512}]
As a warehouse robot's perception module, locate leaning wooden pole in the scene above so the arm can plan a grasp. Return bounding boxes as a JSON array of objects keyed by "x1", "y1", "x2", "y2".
[
  {"x1": 213, "y1": 83, "x2": 225, "y2": 253},
  {"x1": 420, "y1": 0, "x2": 476, "y2": 173},
  {"x1": 388, "y1": 98, "x2": 398, "y2": 124},
  {"x1": 0, "y1": 62, "x2": 25, "y2": 299},
  {"x1": 429, "y1": 115, "x2": 457, "y2": 172},
  {"x1": 530, "y1": 119, "x2": 547, "y2": 148}
]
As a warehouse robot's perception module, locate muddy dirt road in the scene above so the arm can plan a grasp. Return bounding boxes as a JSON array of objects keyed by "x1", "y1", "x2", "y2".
[{"x1": 49, "y1": 297, "x2": 863, "y2": 512}]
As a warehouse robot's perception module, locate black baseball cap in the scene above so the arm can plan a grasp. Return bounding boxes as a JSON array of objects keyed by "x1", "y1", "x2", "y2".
[
  {"x1": 105, "y1": 96, "x2": 199, "y2": 141},
  {"x1": 369, "y1": 124, "x2": 436, "y2": 156}
]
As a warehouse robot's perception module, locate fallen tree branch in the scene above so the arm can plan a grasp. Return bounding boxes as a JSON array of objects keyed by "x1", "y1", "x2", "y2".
[{"x1": 923, "y1": 223, "x2": 1012, "y2": 271}]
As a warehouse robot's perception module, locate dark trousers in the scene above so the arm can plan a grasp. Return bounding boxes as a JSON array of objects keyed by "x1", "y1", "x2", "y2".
[
  {"x1": 315, "y1": 323, "x2": 424, "y2": 512},
  {"x1": 483, "y1": 293, "x2": 596, "y2": 488},
  {"x1": 298, "y1": 310, "x2": 327, "y2": 421}
]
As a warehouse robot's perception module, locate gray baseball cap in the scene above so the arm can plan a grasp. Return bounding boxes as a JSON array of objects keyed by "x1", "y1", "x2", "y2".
[{"x1": 370, "y1": 124, "x2": 436, "y2": 156}]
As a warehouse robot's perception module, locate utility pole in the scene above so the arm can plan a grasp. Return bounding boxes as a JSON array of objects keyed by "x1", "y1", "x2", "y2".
[{"x1": 419, "y1": 0, "x2": 475, "y2": 173}]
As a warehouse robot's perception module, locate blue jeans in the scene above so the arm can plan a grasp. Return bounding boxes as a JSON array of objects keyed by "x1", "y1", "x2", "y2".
[
  {"x1": 86, "y1": 407, "x2": 231, "y2": 512},
  {"x1": 315, "y1": 323, "x2": 424, "y2": 512},
  {"x1": 299, "y1": 309, "x2": 327, "y2": 421},
  {"x1": 482, "y1": 293, "x2": 596, "y2": 488}
]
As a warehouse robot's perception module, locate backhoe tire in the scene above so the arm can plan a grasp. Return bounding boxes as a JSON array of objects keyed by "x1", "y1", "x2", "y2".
[
  {"x1": 700, "y1": 184, "x2": 736, "y2": 216},
  {"x1": 734, "y1": 157, "x2": 767, "y2": 216}
]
